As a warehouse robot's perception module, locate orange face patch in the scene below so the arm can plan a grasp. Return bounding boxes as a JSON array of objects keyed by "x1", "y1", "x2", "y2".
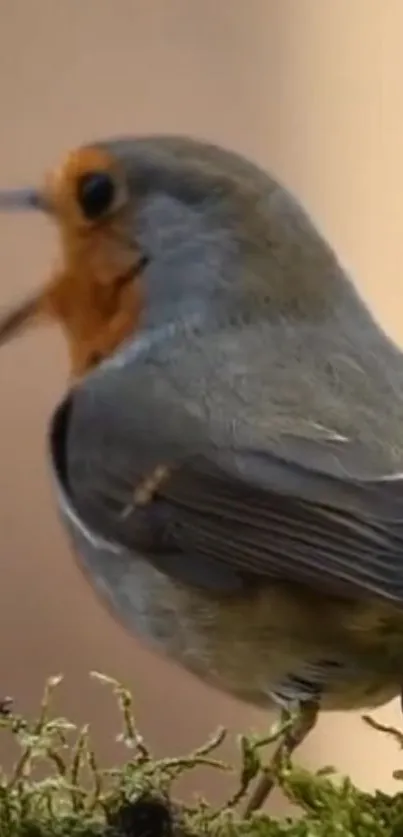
[{"x1": 0, "y1": 145, "x2": 147, "y2": 378}]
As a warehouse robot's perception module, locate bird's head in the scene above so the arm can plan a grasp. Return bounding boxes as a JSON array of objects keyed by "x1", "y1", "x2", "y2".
[
  {"x1": 0, "y1": 144, "x2": 148, "y2": 379},
  {"x1": 0, "y1": 135, "x2": 356, "y2": 387}
]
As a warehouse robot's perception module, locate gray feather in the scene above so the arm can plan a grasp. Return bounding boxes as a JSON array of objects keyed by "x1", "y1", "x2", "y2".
[{"x1": 48, "y1": 135, "x2": 403, "y2": 609}]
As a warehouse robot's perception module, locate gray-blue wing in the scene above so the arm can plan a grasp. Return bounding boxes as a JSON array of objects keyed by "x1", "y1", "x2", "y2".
[{"x1": 49, "y1": 394, "x2": 403, "y2": 606}]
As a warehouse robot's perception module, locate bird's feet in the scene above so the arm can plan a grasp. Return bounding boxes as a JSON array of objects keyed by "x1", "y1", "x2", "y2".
[
  {"x1": 0, "y1": 696, "x2": 13, "y2": 716},
  {"x1": 243, "y1": 698, "x2": 319, "y2": 817}
]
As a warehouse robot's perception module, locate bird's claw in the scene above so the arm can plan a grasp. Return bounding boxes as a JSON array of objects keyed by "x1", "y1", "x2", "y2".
[
  {"x1": 243, "y1": 699, "x2": 319, "y2": 817},
  {"x1": 0, "y1": 696, "x2": 13, "y2": 716}
]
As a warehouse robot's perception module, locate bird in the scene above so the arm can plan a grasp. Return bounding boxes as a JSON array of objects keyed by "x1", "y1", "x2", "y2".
[{"x1": 1, "y1": 134, "x2": 403, "y2": 814}]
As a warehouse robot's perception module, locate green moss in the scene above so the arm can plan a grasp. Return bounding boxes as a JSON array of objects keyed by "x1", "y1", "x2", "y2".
[{"x1": 0, "y1": 673, "x2": 403, "y2": 837}]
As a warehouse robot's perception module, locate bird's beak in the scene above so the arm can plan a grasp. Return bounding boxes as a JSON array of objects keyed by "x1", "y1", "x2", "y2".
[
  {"x1": 0, "y1": 290, "x2": 52, "y2": 348},
  {"x1": 0, "y1": 187, "x2": 49, "y2": 213},
  {"x1": 0, "y1": 186, "x2": 52, "y2": 347}
]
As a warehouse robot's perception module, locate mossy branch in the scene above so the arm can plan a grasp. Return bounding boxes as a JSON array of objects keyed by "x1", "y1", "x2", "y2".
[{"x1": 1, "y1": 673, "x2": 403, "y2": 836}]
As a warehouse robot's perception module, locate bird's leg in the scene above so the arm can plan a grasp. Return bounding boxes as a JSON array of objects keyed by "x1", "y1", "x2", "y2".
[
  {"x1": 0, "y1": 696, "x2": 13, "y2": 717},
  {"x1": 119, "y1": 465, "x2": 172, "y2": 520},
  {"x1": 133, "y1": 465, "x2": 171, "y2": 506},
  {"x1": 243, "y1": 698, "x2": 319, "y2": 817}
]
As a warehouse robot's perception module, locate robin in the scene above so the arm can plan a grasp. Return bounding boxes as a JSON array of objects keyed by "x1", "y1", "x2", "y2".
[{"x1": 1, "y1": 135, "x2": 403, "y2": 814}]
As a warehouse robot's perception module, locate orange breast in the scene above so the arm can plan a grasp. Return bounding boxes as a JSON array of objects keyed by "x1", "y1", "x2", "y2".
[
  {"x1": 43, "y1": 214, "x2": 146, "y2": 378},
  {"x1": 45, "y1": 266, "x2": 144, "y2": 378}
]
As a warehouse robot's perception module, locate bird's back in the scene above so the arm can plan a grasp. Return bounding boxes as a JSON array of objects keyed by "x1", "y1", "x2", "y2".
[{"x1": 87, "y1": 134, "x2": 403, "y2": 474}]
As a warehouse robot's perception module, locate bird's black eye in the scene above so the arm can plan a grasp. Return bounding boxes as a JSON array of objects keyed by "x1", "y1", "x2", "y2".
[{"x1": 76, "y1": 170, "x2": 116, "y2": 221}]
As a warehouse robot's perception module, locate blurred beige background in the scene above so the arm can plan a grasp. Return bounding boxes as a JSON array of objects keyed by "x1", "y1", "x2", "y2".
[{"x1": 0, "y1": 0, "x2": 402, "y2": 814}]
